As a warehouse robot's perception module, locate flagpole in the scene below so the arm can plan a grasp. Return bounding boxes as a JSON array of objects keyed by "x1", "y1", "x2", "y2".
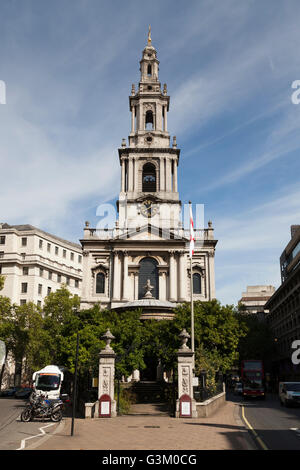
[{"x1": 189, "y1": 201, "x2": 195, "y2": 357}]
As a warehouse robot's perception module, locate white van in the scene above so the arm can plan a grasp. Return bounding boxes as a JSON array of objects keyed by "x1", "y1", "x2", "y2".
[
  {"x1": 32, "y1": 365, "x2": 64, "y2": 400},
  {"x1": 279, "y1": 382, "x2": 300, "y2": 407}
]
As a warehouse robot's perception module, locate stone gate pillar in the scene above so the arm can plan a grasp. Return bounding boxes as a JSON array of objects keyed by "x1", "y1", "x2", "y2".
[
  {"x1": 97, "y1": 329, "x2": 117, "y2": 417},
  {"x1": 176, "y1": 329, "x2": 197, "y2": 418}
]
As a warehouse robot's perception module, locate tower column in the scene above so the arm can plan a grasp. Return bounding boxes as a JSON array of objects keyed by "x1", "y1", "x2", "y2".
[
  {"x1": 128, "y1": 157, "x2": 134, "y2": 192},
  {"x1": 112, "y1": 251, "x2": 121, "y2": 301},
  {"x1": 169, "y1": 251, "x2": 176, "y2": 301},
  {"x1": 178, "y1": 251, "x2": 186, "y2": 301},
  {"x1": 122, "y1": 251, "x2": 129, "y2": 301},
  {"x1": 121, "y1": 159, "x2": 125, "y2": 192},
  {"x1": 174, "y1": 159, "x2": 178, "y2": 192},
  {"x1": 160, "y1": 157, "x2": 165, "y2": 191},
  {"x1": 131, "y1": 106, "x2": 135, "y2": 133},
  {"x1": 164, "y1": 105, "x2": 168, "y2": 132},
  {"x1": 166, "y1": 157, "x2": 172, "y2": 192}
]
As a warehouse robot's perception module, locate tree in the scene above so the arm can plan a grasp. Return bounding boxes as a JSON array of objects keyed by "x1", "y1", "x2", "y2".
[
  {"x1": 172, "y1": 300, "x2": 247, "y2": 373},
  {"x1": 237, "y1": 312, "x2": 276, "y2": 366}
]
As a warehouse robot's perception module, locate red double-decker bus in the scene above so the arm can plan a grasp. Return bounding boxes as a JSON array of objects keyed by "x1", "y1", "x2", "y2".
[{"x1": 241, "y1": 360, "x2": 265, "y2": 399}]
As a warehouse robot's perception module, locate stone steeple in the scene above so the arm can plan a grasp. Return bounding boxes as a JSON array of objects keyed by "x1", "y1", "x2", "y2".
[{"x1": 118, "y1": 28, "x2": 180, "y2": 229}]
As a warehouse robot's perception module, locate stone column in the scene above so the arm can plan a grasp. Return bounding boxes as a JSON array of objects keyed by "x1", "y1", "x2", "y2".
[
  {"x1": 173, "y1": 159, "x2": 178, "y2": 192},
  {"x1": 97, "y1": 329, "x2": 117, "y2": 418},
  {"x1": 159, "y1": 271, "x2": 167, "y2": 301},
  {"x1": 121, "y1": 159, "x2": 125, "y2": 192},
  {"x1": 122, "y1": 251, "x2": 129, "y2": 301},
  {"x1": 131, "y1": 106, "x2": 135, "y2": 133},
  {"x1": 160, "y1": 157, "x2": 165, "y2": 191},
  {"x1": 112, "y1": 251, "x2": 120, "y2": 301},
  {"x1": 176, "y1": 329, "x2": 197, "y2": 418},
  {"x1": 166, "y1": 157, "x2": 172, "y2": 192},
  {"x1": 169, "y1": 251, "x2": 176, "y2": 301},
  {"x1": 128, "y1": 157, "x2": 133, "y2": 192},
  {"x1": 178, "y1": 251, "x2": 186, "y2": 301},
  {"x1": 208, "y1": 251, "x2": 215, "y2": 300}
]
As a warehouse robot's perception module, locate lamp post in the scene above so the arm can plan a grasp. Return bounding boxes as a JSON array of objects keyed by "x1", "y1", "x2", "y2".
[{"x1": 71, "y1": 307, "x2": 80, "y2": 437}]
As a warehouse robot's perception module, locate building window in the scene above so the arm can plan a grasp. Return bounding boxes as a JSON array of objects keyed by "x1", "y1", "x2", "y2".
[
  {"x1": 142, "y1": 163, "x2": 156, "y2": 192},
  {"x1": 57, "y1": 274, "x2": 61, "y2": 283},
  {"x1": 37, "y1": 300, "x2": 41, "y2": 307},
  {"x1": 21, "y1": 282, "x2": 28, "y2": 293},
  {"x1": 66, "y1": 277, "x2": 70, "y2": 286},
  {"x1": 96, "y1": 272, "x2": 105, "y2": 294},
  {"x1": 71, "y1": 252, "x2": 74, "y2": 261},
  {"x1": 138, "y1": 257, "x2": 158, "y2": 299},
  {"x1": 38, "y1": 284, "x2": 42, "y2": 295},
  {"x1": 193, "y1": 273, "x2": 202, "y2": 294},
  {"x1": 21, "y1": 237, "x2": 27, "y2": 246},
  {"x1": 47, "y1": 287, "x2": 51, "y2": 295},
  {"x1": 0, "y1": 252, "x2": 4, "y2": 259},
  {"x1": 63, "y1": 249, "x2": 66, "y2": 258},
  {"x1": 0, "y1": 236, "x2": 5, "y2": 245},
  {"x1": 147, "y1": 64, "x2": 152, "y2": 76},
  {"x1": 48, "y1": 271, "x2": 52, "y2": 280},
  {"x1": 20, "y1": 299, "x2": 27, "y2": 305},
  {"x1": 75, "y1": 279, "x2": 79, "y2": 288},
  {"x1": 55, "y1": 246, "x2": 59, "y2": 255},
  {"x1": 47, "y1": 243, "x2": 51, "y2": 252},
  {"x1": 40, "y1": 268, "x2": 44, "y2": 277},
  {"x1": 23, "y1": 267, "x2": 29, "y2": 275},
  {"x1": 78, "y1": 255, "x2": 82, "y2": 263},
  {"x1": 39, "y1": 239, "x2": 43, "y2": 249}
]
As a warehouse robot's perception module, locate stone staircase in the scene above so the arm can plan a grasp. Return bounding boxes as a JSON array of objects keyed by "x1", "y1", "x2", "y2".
[
  {"x1": 128, "y1": 381, "x2": 171, "y2": 416},
  {"x1": 132, "y1": 381, "x2": 165, "y2": 403}
]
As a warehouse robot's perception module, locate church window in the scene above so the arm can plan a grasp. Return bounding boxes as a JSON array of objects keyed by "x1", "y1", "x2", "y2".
[
  {"x1": 142, "y1": 163, "x2": 156, "y2": 192},
  {"x1": 138, "y1": 257, "x2": 159, "y2": 299},
  {"x1": 147, "y1": 64, "x2": 152, "y2": 76},
  {"x1": 193, "y1": 273, "x2": 201, "y2": 294},
  {"x1": 96, "y1": 272, "x2": 105, "y2": 294},
  {"x1": 145, "y1": 110, "x2": 154, "y2": 130}
]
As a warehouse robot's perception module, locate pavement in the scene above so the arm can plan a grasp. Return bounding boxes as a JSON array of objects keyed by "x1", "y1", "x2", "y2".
[{"x1": 24, "y1": 399, "x2": 256, "y2": 451}]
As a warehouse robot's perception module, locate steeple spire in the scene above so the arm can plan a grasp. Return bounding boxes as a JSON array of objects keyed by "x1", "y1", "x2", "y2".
[{"x1": 147, "y1": 25, "x2": 152, "y2": 46}]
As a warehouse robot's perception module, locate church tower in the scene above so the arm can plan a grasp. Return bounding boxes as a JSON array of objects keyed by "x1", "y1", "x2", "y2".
[
  {"x1": 118, "y1": 26, "x2": 180, "y2": 230},
  {"x1": 80, "y1": 29, "x2": 217, "y2": 319}
]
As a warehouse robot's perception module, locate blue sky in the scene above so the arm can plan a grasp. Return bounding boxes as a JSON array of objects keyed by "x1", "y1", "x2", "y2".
[{"x1": 1, "y1": 0, "x2": 300, "y2": 305}]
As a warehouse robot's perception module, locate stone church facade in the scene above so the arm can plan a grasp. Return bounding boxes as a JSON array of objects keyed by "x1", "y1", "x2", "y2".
[{"x1": 80, "y1": 32, "x2": 217, "y2": 319}]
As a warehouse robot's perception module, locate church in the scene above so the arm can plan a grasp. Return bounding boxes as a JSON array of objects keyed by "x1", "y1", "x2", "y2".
[{"x1": 80, "y1": 30, "x2": 217, "y2": 320}]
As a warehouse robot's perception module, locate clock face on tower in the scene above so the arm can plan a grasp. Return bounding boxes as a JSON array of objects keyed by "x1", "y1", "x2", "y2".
[{"x1": 140, "y1": 199, "x2": 158, "y2": 218}]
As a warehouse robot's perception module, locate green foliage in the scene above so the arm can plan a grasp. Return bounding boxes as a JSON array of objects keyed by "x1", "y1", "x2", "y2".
[
  {"x1": 0, "y1": 283, "x2": 248, "y2": 389},
  {"x1": 0, "y1": 275, "x2": 5, "y2": 291},
  {"x1": 236, "y1": 312, "x2": 276, "y2": 365},
  {"x1": 173, "y1": 300, "x2": 248, "y2": 373}
]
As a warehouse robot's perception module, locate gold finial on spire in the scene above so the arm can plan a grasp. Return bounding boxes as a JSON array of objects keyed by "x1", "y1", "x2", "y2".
[{"x1": 147, "y1": 24, "x2": 152, "y2": 45}]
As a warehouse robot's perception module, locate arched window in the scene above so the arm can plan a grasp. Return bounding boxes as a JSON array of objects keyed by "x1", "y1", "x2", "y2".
[
  {"x1": 142, "y1": 163, "x2": 156, "y2": 192},
  {"x1": 145, "y1": 110, "x2": 154, "y2": 130},
  {"x1": 96, "y1": 272, "x2": 105, "y2": 294},
  {"x1": 193, "y1": 273, "x2": 201, "y2": 294},
  {"x1": 147, "y1": 64, "x2": 152, "y2": 76},
  {"x1": 138, "y1": 257, "x2": 159, "y2": 299}
]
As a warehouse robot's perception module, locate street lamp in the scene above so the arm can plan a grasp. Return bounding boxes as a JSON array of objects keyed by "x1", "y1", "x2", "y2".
[{"x1": 71, "y1": 306, "x2": 80, "y2": 437}]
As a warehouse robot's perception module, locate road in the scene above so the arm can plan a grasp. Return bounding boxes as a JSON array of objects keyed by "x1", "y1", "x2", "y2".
[
  {"x1": 231, "y1": 393, "x2": 300, "y2": 450},
  {"x1": 0, "y1": 397, "x2": 60, "y2": 450}
]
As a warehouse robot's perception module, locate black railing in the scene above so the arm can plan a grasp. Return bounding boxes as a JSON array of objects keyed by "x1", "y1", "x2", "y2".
[{"x1": 193, "y1": 382, "x2": 224, "y2": 402}]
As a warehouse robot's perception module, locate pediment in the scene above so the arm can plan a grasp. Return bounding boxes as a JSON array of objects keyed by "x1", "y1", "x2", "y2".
[{"x1": 117, "y1": 224, "x2": 189, "y2": 242}]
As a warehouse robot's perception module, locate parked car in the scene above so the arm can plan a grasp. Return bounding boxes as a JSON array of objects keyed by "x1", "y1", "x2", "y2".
[
  {"x1": 279, "y1": 382, "x2": 300, "y2": 407},
  {"x1": 0, "y1": 386, "x2": 22, "y2": 397},
  {"x1": 15, "y1": 387, "x2": 33, "y2": 399},
  {"x1": 234, "y1": 382, "x2": 243, "y2": 396}
]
